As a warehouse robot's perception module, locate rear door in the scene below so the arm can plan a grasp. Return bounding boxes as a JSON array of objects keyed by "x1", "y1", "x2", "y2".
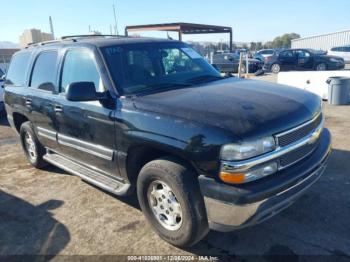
[
  {"x1": 54, "y1": 47, "x2": 118, "y2": 176},
  {"x1": 27, "y1": 50, "x2": 60, "y2": 150}
]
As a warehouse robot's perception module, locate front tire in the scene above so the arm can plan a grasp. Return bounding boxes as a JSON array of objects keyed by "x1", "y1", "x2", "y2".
[
  {"x1": 137, "y1": 157, "x2": 209, "y2": 247},
  {"x1": 20, "y1": 121, "x2": 48, "y2": 169},
  {"x1": 271, "y1": 63, "x2": 281, "y2": 74},
  {"x1": 316, "y1": 63, "x2": 327, "y2": 71}
]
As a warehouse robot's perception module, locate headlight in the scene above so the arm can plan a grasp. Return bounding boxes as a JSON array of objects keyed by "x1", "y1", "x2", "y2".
[
  {"x1": 330, "y1": 58, "x2": 340, "y2": 63},
  {"x1": 220, "y1": 136, "x2": 276, "y2": 161}
]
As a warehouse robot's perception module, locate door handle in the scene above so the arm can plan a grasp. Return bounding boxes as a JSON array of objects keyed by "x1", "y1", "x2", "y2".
[
  {"x1": 54, "y1": 105, "x2": 63, "y2": 113},
  {"x1": 25, "y1": 98, "x2": 32, "y2": 106}
]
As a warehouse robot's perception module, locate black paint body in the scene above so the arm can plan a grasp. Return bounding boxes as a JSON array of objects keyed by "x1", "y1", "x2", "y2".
[{"x1": 4, "y1": 38, "x2": 325, "y2": 189}]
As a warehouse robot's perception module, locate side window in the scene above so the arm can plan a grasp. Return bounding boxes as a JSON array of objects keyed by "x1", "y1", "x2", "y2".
[
  {"x1": 30, "y1": 51, "x2": 58, "y2": 89},
  {"x1": 280, "y1": 51, "x2": 294, "y2": 58},
  {"x1": 343, "y1": 47, "x2": 350, "y2": 52},
  {"x1": 297, "y1": 50, "x2": 310, "y2": 58},
  {"x1": 60, "y1": 49, "x2": 103, "y2": 93},
  {"x1": 5, "y1": 52, "x2": 31, "y2": 86}
]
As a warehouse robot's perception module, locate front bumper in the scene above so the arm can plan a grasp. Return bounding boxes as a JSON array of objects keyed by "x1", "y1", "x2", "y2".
[{"x1": 199, "y1": 128, "x2": 331, "y2": 232}]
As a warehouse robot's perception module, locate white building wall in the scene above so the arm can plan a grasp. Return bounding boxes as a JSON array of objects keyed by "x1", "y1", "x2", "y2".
[{"x1": 291, "y1": 30, "x2": 350, "y2": 51}]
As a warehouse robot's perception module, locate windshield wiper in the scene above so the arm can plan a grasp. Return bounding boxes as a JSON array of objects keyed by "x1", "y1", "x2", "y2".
[
  {"x1": 186, "y1": 75, "x2": 223, "y2": 84},
  {"x1": 134, "y1": 82, "x2": 193, "y2": 95}
]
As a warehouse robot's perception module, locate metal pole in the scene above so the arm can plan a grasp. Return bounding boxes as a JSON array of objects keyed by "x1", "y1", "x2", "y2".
[
  {"x1": 113, "y1": 2, "x2": 119, "y2": 35},
  {"x1": 246, "y1": 52, "x2": 249, "y2": 77},
  {"x1": 229, "y1": 29, "x2": 233, "y2": 53},
  {"x1": 178, "y1": 30, "x2": 182, "y2": 41},
  {"x1": 238, "y1": 52, "x2": 243, "y2": 78}
]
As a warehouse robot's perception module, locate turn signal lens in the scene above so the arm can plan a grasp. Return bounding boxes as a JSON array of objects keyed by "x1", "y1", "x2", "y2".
[
  {"x1": 220, "y1": 162, "x2": 278, "y2": 184},
  {"x1": 219, "y1": 172, "x2": 245, "y2": 184}
]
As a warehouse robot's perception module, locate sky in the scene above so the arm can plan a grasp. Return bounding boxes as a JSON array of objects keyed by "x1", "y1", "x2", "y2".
[{"x1": 0, "y1": 0, "x2": 349, "y2": 44}]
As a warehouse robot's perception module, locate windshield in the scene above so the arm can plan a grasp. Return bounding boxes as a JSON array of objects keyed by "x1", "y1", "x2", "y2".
[{"x1": 102, "y1": 42, "x2": 221, "y2": 95}]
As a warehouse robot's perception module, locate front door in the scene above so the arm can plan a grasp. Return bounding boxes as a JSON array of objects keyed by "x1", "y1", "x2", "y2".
[
  {"x1": 54, "y1": 48, "x2": 118, "y2": 176},
  {"x1": 279, "y1": 50, "x2": 297, "y2": 71},
  {"x1": 296, "y1": 50, "x2": 313, "y2": 70}
]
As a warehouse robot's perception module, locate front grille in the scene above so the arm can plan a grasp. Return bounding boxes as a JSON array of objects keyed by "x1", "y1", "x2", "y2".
[
  {"x1": 276, "y1": 113, "x2": 322, "y2": 147},
  {"x1": 279, "y1": 143, "x2": 317, "y2": 168}
]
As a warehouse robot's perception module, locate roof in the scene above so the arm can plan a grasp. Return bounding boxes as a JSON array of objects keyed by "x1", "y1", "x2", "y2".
[{"x1": 125, "y1": 22, "x2": 232, "y2": 34}]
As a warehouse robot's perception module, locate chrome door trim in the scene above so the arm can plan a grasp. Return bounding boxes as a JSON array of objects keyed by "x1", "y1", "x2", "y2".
[
  {"x1": 57, "y1": 133, "x2": 114, "y2": 161},
  {"x1": 37, "y1": 126, "x2": 57, "y2": 141}
]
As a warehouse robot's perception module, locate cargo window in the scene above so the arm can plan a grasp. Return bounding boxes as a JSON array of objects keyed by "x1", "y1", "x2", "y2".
[
  {"x1": 30, "y1": 50, "x2": 58, "y2": 90},
  {"x1": 5, "y1": 52, "x2": 31, "y2": 86},
  {"x1": 60, "y1": 49, "x2": 103, "y2": 93}
]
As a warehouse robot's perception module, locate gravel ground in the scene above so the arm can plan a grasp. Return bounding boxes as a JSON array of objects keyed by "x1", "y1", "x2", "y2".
[{"x1": 1, "y1": 100, "x2": 350, "y2": 260}]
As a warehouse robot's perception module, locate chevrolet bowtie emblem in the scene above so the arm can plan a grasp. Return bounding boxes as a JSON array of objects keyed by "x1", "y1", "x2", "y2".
[{"x1": 308, "y1": 128, "x2": 322, "y2": 144}]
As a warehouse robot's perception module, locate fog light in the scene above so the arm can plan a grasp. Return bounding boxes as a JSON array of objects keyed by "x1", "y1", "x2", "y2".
[{"x1": 220, "y1": 162, "x2": 278, "y2": 184}]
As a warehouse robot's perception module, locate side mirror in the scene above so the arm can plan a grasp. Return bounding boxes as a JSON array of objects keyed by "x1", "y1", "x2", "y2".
[{"x1": 66, "y1": 82, "x2": 103, "y2": 102}]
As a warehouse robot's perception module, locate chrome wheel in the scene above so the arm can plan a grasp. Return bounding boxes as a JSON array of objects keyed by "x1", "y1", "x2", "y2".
[
  {"x1": 271, "y1": 63, "x2": 280, "y2": 74},
  {"x1": 148, "y1": 180, "x2": 183, "y2": 231},
  {"x1": 24, "y1": 132, "x2": 37, "y2": 160},
  {"x1": 316, "y1": 63, "x2": 326, "y2": 71}
]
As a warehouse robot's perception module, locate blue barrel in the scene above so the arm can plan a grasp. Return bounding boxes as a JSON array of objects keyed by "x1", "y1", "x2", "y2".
[{"x1": 327, "y1": 77, "x2": 350, "y2": 105}]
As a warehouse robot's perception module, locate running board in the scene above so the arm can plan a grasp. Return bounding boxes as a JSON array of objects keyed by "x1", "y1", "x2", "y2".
[{"x1": 43, "y1": 153, "x2": 131, "y2": 196}]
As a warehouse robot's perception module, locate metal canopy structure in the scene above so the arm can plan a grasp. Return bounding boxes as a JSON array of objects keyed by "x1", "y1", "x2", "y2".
[{"x1": 125, "y1": 22, "x2": 233, "y2": 52}]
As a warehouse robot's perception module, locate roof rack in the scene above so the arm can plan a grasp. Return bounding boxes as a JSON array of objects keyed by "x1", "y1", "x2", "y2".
[
  {"x1": 61, "y1": 34, "x2": 123, "y2": 41},
  {"x1": 25, "y1": 34, "x2": 130, "y2": 48},
  {"x1": 25, "y1": 39, "x2": 65, "y2": 48}
]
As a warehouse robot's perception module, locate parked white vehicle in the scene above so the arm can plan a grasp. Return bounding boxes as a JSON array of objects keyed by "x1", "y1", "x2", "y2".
[
  {"x1": 328, "y1": 46, "x2": 350, "y2": 63},
  {"x1": 278, "y1": 70, "x2": 350, "y2": 100}
]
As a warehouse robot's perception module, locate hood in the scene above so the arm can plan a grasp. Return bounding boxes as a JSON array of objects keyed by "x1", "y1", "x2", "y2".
[
  {"x1": 132, "y1": 78, "x2": 321, "y2": 140},
  {"x1": 320, "y1": 54, "x2": 344, "y2": 61}
]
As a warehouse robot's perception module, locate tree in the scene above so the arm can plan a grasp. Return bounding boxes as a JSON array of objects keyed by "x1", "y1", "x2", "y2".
[
  {"x1": 271, "y1": 33, "x2": 300, "y2": 49},
  {"x1": 250, "y1": 42, "x2": 257, "y2": 51}
]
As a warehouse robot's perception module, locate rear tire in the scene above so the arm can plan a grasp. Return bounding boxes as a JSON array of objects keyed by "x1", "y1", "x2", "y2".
[
  {"x1": 20, "y1": 121, "x2": 48, "y2": 169},
  {"x1": 137, "y1": 157, "x2": 209, "y2": 247}
]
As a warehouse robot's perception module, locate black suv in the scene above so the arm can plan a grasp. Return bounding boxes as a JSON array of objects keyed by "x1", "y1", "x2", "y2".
[
  {"x1": 4, "y1": 36, "x2": 331, "y2": 247},
  {"x1": 265, "y1": 48, "x2": 345, "y2": 73}
]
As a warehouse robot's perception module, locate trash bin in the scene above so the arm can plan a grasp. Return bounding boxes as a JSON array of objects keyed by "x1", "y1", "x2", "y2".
[{"x1": 326, "y1": 77, "x2": 350, "y2": 105}]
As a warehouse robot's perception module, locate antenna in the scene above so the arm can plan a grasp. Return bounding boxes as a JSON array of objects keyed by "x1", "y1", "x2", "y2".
[
  {"x1": 112, "y1": 1, "x2": 119, "y2": 35},
  {"x1": 49, "y1": 16, "x2": 55, "y2": 39}
]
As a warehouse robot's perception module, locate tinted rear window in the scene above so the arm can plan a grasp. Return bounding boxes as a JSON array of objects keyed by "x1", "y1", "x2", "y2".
[
  {"x1": 5, "y1": 52, "x2": 32, "y2": 86},
  {"x1": 30, "y1": 51, "x2": 58, "y2": 89}
]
